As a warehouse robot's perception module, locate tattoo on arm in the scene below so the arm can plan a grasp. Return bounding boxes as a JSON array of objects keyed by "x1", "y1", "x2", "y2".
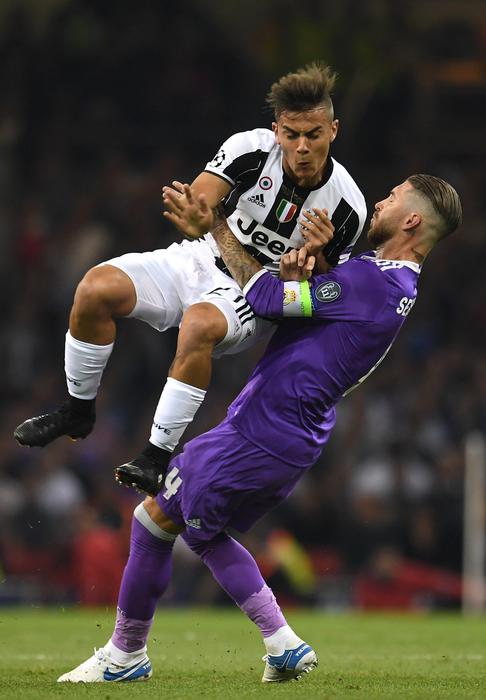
[{"x1": 211, "y1": 211, "x2": 262, "y2": 288}]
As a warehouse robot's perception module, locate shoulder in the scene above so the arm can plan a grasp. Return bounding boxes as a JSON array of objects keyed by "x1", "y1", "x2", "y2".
[
  {"x1": 366, "y1": 256, "x2": 420, "y2": 296},
  {"x1": 347, "y1": 255, "x2": 420, "y2": 304},
  {"x1": 328, "y1": 158, "x2": 367, "y2": 215},
  {"x1": 325, "y1": 254, "x2": 387, "y2": 286},
  {"x1": 362, "y1": 255, "x2": 421, "y2": 279},
  {"x1": 309, "y1": 254, "x2": 419, "y2": 322},
  {"x1": 220, "y1": 128, "x2": 275, "y2": 154},
  {"x1": 318, "y1": 255, "x2": 393, "y2": 305},
  {"x1": 206, "y1": 129, "x2": 275, "y2": 183},
  {"x1": 311, "y1": 256, "x2": 382, "y2": 296},
  {"x1": 307, "y1": 256, "x2": 388, "y2": 321}
]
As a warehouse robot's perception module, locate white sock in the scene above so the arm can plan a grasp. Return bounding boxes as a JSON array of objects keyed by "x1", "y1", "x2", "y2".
[
  {"x1": 263, "y1": 625, "x2": 303, "y2": 656},
  {"x1": 150, "y1": 377, "x2": 206, "y2": 451},
  {"x1": 105, "y1": 639, "x2": 146, "y2": 664},
  {"x1": 64, "y1": 330, "x2": 114, "y2": 400}
]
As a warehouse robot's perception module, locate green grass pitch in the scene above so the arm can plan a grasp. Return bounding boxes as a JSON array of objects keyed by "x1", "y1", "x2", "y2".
[{"x1": 0, "y1": 607, "x2": 485, "y2": 699}]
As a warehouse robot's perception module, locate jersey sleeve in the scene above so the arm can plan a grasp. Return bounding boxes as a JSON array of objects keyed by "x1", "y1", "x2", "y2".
[
  {"x1": 204, "y1": 130, "x2": 272, "y2": 187},
  {"x1": 243, "y1": 261, "x2": 387, "y2": 322}
]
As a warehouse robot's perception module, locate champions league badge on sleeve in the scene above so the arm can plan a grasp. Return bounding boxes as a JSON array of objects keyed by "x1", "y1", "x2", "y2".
[
  {"x1": 210, "y1": 149, "x2": 226, "y2": 168},
  {"x1": 315, "y1": 281, "x2": 341, "y2": 303}
]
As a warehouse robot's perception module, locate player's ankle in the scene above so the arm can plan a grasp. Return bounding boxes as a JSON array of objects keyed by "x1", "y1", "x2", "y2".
[
  {"x1": 142, "y1": 442, "x2": 172, "y2": 462},
  {"x1": 67, "y1": 395, "x2": 96, "y2": 416},
  {"x1": 263, "y1": 625, "x2": 302, "y2": 656},
  {"x1": 105, "y1": 639, "x2": 146, "y2": 665}
]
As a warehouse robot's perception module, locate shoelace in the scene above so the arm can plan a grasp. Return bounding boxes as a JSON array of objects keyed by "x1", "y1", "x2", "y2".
[
  {"x1": 94, "y1": 647, "x2": 139, "y2": 671},
  {"x1": 94, "y1": 648, "x2": 106, "y2": 662}
]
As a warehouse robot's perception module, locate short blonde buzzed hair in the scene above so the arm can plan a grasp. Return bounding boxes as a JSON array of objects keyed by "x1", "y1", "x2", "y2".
[{"x1": 266, "y1": 62, "x2": 337, "y2": 119}]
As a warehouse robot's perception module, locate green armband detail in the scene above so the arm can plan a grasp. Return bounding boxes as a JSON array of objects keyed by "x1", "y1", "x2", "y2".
[{"x1": 299, "y1": 281, "x2": 312, "y2": 317}]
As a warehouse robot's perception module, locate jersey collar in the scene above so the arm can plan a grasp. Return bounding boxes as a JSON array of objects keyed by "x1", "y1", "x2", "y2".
[{"x1": 362, "y1": 252, "x2": 422, "y2": 273}]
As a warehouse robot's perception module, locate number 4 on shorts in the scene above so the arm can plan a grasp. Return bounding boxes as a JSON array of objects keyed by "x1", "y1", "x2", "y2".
[{"x1": 162, "y1": 466, "x2": 182, "y2": 500}]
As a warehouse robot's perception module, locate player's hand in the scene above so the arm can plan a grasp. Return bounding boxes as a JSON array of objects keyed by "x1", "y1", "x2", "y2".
[
  {"x1": 279, "y1": 248, "x2": 315, "y2": 281},
  {"x1": 299, "y1": 208, "x2": 334, "y2": 255},
  {"x1": 162, "y1": 181, "x2": 213, "y2": 239}
]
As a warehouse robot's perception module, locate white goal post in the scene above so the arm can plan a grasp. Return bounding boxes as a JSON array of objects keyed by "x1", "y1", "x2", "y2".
[{"x1": 462, "y1": 431, "x2": 486, "y2": 614}]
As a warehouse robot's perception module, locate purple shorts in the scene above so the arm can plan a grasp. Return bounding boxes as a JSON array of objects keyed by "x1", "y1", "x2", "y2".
[{"x1": 155, "y1": 419, "x2": 306, "y2": 542}]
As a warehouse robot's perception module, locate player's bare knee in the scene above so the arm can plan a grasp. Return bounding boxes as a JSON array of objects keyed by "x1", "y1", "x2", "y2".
[
  {"x1": 142, "y1": 497, "x2": 182, "y2": 534},
  {"x1": 179, "y1": 303, "x2": 227, "y2": 351},
  {"x1": 73, "y1": 265, "x2": 136, "y2": 320}
]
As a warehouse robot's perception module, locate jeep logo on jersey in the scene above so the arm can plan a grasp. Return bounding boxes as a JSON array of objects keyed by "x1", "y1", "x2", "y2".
[
  {"x1": 210, "y1": 149, "x2": 226, "y2": 167},
  {"x1": 276, "y1": 198, "x2": 297, "y2": 223},
  {"x1": 315, "y1": 281, "x2": 341, "y2": 303}
]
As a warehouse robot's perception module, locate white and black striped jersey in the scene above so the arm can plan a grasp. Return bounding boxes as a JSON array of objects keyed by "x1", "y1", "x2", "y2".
[{"x1": 204, "y1": 128, "x2": 367, "y2": 274}]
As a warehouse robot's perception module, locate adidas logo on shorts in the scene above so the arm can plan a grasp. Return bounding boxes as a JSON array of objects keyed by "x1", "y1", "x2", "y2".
[
  {"x1": 185, "y1": 518, "x2": 202, "y2": 529},
  {"x1": 248, "y1": 193, "x2": 265, "y2": 207}
]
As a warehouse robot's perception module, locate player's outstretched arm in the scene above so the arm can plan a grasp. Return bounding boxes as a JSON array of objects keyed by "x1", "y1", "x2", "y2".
[
  {"x1": 162, "y1": 173, "x2": 231, "y2": 238},
  {"x1": 162, "y1": 182, "x2": 214, "y2": 238},
  {"x1": 210, "y1": 206, "x2": 263, "y2": 288},
  {"x1": 210, "y1": 208, "x2": 316, "y2": 318}
]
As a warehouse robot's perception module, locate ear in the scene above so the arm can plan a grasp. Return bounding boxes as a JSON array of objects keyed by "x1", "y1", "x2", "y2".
[
  {"x1": 403, "y1": 212, "x2": 422, "y2": 233},
  {"x1": 330, "y1": 119, "x2": 339, "y2": 142},
  {"x1": 272, "y1": 121, "x2": 280, "y2": 143}
]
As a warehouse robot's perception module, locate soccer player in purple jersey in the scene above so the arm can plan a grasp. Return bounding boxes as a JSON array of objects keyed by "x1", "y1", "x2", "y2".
[{"x1": 58, "y1": 175, "x2": 461, "y2": 684}]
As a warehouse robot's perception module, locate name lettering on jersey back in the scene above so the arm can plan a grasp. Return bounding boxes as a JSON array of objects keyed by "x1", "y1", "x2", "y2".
[
  {"x1": 373, "y1": 260, "x2": 409, "y2": 271},
  {"x1": 396, "y1": 296, "x2": 416, "y2": 316}
]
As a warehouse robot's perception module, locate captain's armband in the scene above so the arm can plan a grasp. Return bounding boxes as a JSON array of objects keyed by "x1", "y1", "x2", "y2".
[{"x1": 282, "y1": 281, "x2": 313, "y2": 317}]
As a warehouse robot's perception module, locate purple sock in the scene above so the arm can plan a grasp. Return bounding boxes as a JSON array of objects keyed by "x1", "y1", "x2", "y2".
[
  {"x1": 183, "y1": 532, "x2": 287, "y2": 636},
  {"x1": 239, "y1": 584, "x2": 287, "y2": 637},
  {"x1": 112, "y1": 514, "x2": 175, "y2": 653}
]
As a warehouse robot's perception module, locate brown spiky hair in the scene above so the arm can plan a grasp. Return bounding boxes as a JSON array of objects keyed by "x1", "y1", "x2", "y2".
[
  {"x1": 407, "y1": 174, "x2": 462, "y2": 239},
  {"x1": 266, "y1": 62, "x2": 337, "y2": 119}
]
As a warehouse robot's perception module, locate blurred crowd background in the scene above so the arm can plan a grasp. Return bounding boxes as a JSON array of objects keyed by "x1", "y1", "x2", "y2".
[{"x1": 1, "y1": 0, "x2": 485, "y2": 610}]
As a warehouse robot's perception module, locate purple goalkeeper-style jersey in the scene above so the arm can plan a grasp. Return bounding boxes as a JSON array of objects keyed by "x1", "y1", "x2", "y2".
[{"x1": 225, "y1": 252, "x2": 420, "y2": 468}]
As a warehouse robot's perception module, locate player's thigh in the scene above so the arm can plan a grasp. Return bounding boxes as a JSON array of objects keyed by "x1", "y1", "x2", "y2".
[
  {"x1": 74, "y1": 264, "x2": 137, "y2": 317},
  {"x1": 155, "y1": 422, "x2": 304, "y2": 541},
  {"x1": 200, "y1": 286, "x2": 276, "y2": 358},
  {"x1": 142, "y1": 497, "x2": 184, "y2": 534},
  {"x1": 99, "y1": 244, "x2": 203, "y2": 332}
]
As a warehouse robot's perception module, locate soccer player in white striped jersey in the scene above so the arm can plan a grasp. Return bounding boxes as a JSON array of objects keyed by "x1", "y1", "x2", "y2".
[{"x1": 15, "y1": 62, "x2": 366, "y2": 496}]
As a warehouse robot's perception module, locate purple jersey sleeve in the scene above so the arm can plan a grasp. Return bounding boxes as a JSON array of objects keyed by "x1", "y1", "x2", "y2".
[{"x1": 244, "y1": 258, "x2": 388, "y2": 322}]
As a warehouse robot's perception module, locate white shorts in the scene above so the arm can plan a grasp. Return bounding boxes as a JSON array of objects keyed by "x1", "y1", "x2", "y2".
[{"x1": 101, "y1": 238, "x2": 275, "y2": 357}]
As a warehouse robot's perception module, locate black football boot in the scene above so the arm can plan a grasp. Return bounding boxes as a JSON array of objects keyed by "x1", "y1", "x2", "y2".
[
  {"x1": 115, "y1": 444, "x2": 172, "y2": 497},
  {"x1": 14, "y1": 397, "x2": 95, "y2": 447}
]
